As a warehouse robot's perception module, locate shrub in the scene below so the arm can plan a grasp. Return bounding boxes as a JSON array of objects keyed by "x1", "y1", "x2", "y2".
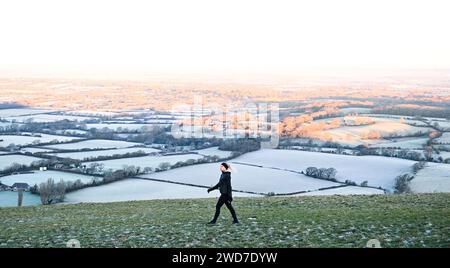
[
  {"x1": 394, "y1": 174, "x2": 414, "y2": 194},
  {"x1": 39, "y1": 178, "x2": 66, "y2": 205}
]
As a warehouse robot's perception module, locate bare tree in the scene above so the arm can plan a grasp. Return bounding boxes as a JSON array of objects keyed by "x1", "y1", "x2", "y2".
[{"x1": 39, "y1": 178, "x2": 66, "y2": 205}]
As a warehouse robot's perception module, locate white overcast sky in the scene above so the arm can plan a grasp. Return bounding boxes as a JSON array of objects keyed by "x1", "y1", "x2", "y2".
[{"x1": 0, "y1": 0, "x2": 449, "y2": 78}]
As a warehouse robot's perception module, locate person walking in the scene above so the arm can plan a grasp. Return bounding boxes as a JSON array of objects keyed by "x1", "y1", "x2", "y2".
[{"x1": 207, "y1": 163, "x2": 239, "y2": 224}]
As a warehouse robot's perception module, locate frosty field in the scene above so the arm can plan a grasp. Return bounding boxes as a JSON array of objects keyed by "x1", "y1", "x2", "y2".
[
  {"x1": 2, "y1": 194, "x2": 448, "y2": 247},
  {"x1": 232, "y1": 149, "x2": 416, "y2": 190},
  {"x1": 0, "y1": 170, "x2": 98, "y2": 187},
  {"x1": 5, "y1": 114, "x2": 93, "y2": 123},
  {"x1": 435, "y1": 133, "x2": 450, "y2": 144},
  {"x1": 84, "y1": 153, "x2": 204, "y2": 171},
  {"x1": 435, "y1": 151, "x2": 450, "y2": 161},
  {"x1": 429, "y1": 120, "x2": 450, "y2": 131},
  {"x1": 65, "y1": 178, "x2": 258, "y2": 203},
  {"x1": 371, "y1": 137, "x2": 429, "y2": 149},
  {"x1": 194, "y1": 147, "x2": 234, "y2": 159},
  {"x1": 297, "y1": 186, "x2": 385, "y2": 196},
  {"x1": 141, "y1": 162, "x2": 341, "y2": 194},
  {"x1": 0, "y1": 155, "x2": 43, "y2": 170},
  {"x1": 0, "y1": 108, "x2": 55, "y2": 117},
  {"x1": 410, "y1": 163, "x2": 450, "y2": 193},
  {"x1": 0, "y1": 134, "x2": 82, "y2": 147},
  {"x1": 339, "y1": 107, "x2": 372, "y2": 114},
  {"x1": 46, "y1": 147, "x2": 160, "y2": 160},
  {"x1": 315, "y1": 116, "x2": 432, "y2": 146},
  {"x1": 0, "y1": 191, "x2": 41, "y2": 207},
  {"x1": 44, "y1": 139, "x2": 141, "y2": 150}
]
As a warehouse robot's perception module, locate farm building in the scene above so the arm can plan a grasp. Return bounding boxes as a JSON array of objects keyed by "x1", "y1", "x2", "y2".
[
  {"x1": 0, "y1": 183, "x2": 12, "y2": 191},
  {"x1": 11, "y1": 183, "x2": 30, "y2": 191}
]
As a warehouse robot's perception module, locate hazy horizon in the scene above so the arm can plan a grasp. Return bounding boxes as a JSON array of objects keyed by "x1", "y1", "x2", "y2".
[{"x1": 1, "y1": 0, "x2": 450, "y2": 82}]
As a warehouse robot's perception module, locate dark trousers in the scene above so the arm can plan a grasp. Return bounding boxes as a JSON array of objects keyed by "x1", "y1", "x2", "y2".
[{"x1": 212, "y1": 194, "x2": 238, "y2": 222}]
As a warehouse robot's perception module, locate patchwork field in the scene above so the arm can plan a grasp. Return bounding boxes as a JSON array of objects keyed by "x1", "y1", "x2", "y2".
[
  {"x1": 0, "y1": 108, "x2": 55, "y2": 117},
  {"x1": 371, "y1": 137, "x2": 429, "y2": 149},
  {"x1": 0, "y1": 134, "x2": 82, "y2": 147},
  {"x1": 0, "y1": 155, "x2": 43, "y2": 170},
  {"x1": 84, "y1": 153, "x2": 204, "y2": 171},
  {"x1": 65, "y1": 178, "x2": 258, "y2": 203},
  {"x1": 435, "y1": 133, "x2": 450, "y2": 144},
  {"x1": 428, "y1": 119, "x2": 450, "y2": 131},
  {"x1": 44, "y1": 139, "x2": 141, "y2": 150},
  {"x1": 339, "y1": 107, "x2": 372, "y2": 114},
  {"x1": 0, "y1": 170, "x2": 98, "y2": 187},
  {"x1": 0, "y1": 122, "x2": 20, "y2": 129},
  {"x1": 410, "y1": 163, "x2": 450, "y2": 193},
  {"x1": 142, "y1": 163, "x2": 341, "y2": 194},
  {"x1": 46, "y1": 147, "x2": 160, "y2": 161},
  {"x1": 435, "y1": 151, "x2": 450, "y2": 161},
  {"x1": 232, "y1": 149, "x2": 416, "y2": 191},
  {"x1": 311, "y1": 116, "x2": 433, "y2": 146},
  {"x1": 5, "y1": 114, "x2": 93, "y2": 123},
  {"x1": 324, "y1": 122, "x2": 431, "y2": 146},
  {"x1": 297, "y1": 186, "x2": 384, "y2": 196},
  {"x1": 194, "y1": 147, "x2": 234, "y2": 159}
]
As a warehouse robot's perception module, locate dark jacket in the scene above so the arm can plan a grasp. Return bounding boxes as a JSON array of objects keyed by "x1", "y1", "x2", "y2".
[{"x1": 209, "y1": 171, "x2": 232, "y2": 197}]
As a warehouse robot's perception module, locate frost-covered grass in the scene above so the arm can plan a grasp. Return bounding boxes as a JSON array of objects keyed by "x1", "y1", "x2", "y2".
[
  {"x1": 314, "y1": 116, "x2": 432, "y2": 146},
  {"x1": 371, "y1": 137, "x2": 429, "y2": 149},
  {"x1": 0, "y1": 193, "x2": 448, "y2": 247},
  {"x1": 297, "y1": 186, "x2": 384, "y2": 196},
  {"x1": 339, "y1": 107, "x2": 372, "y2": 114},
  {"x1": 324, "y1": 120, "x2": 431, "y2": 146},
  {"x1": 428, "y1": 120, "x2": 450, "y2": 131},
  {"x1": 0, "y1": 122, "x2": 20, "y2": 128},
  {"x1": 0, "y1": 134, "x2": 82, "y2": 147},
  {"x1": 6, "y1": 114, "x2": 94, "y2": 123},
  {"x1": 194, "y1": 147, "x2": 234, "y2": 159},
  {"x1": 84, "y1": 154, "x2": 204, "y2": 171},
  {"x1": 65, "y1": 179, "x2": 257, "y2": 203},
  {"x1": 410, "y1": 163, "x2": 450, "y2": 193},
  {"x1": 435, "y1": 133, "x2": 450, "y2": 144},
  {"x1": 233, "y1": 149, "x2": 415, "y2": 190},
  {"x1": 0, "y1": 170, "x2": 97, "y2": 187},
  {"x1": 0, "y1": 155, "x2": 43, "y2": 170},
  {"x1": 435, "y1": 151, "x2": 450, "y2": 161},
  {"x1": 0, "y1": 108, "x2": 55, "y2": 117},
  {"x1": 142, "y1": 163, "x2": 340, "y2": 194},
  {"x1": 46, "y1": 147, "x2": 160, "y2": 161},
  {"x1": 0, "y1": 191, "x2": 41, "y2": 207},
  {"x1": 45, "y1": 139, "x2": 141, "y2": 150}
]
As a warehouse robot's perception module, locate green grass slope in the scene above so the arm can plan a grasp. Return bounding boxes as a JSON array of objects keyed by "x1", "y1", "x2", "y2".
[{"x1": 1, "y1": 194, "x2": 449, "y2": 248}]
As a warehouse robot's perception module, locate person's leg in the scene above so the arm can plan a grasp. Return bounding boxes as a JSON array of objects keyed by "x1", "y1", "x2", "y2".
[
  {"x1": 210, "y1": 195, "x2": 226, "y2": 223},
  {"x1": 224, "y1": 199, "x2": 239, "y2": 223}
]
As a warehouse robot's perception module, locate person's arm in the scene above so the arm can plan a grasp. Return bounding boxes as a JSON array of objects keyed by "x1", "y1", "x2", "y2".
[{"x1": 208, "y1": 176, "x2": 223, "y2": 193}]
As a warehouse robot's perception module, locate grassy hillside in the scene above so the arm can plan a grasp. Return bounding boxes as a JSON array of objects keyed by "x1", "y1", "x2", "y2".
[{"x1": 1, "y1": 194, "x2": 449, "y2": 248}]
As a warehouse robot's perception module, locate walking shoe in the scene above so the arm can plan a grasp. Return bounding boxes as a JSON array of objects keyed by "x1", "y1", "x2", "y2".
[{"x1": 207, "y1": 220, "x2": 216, "y2": 225}]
